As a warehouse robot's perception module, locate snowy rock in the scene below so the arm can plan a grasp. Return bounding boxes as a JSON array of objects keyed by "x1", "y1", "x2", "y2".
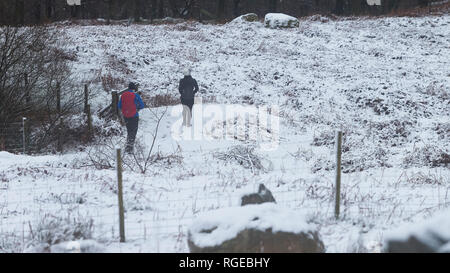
[
  {"x1": 366, "y1": 0, "x2": 381, "y2": 5},
  {"x1": 264, "y1": 13, "x2": 299, "y2": 29},
  {"x1": 232, "y1": 13, "x2": 259, "y2": 23},
  {"x1": 241, "y1": 184, "x2": 276, "y2": 206},
  {"x1": 188, "y1": 203, "x2": 324, "y2": 253},
  {"x1": 384, "y1": 209, "x2": 450, "y2": 253}
]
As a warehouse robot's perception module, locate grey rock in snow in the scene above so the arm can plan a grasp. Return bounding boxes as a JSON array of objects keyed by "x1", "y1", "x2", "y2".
[
  {"x1": 241, "y1": 184, "x2": 276, "y2": 206},
  {"x1": 385, "y1": 209, "x2": 450, "y2": 253},
  {"x1": 233, "y1": 13, "x2": 259, "y2": 23}
]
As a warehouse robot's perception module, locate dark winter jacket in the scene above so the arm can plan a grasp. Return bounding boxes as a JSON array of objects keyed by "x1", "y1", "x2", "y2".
[{"x1": 179, "y1": 76, "x2": 198, "y2": 105}]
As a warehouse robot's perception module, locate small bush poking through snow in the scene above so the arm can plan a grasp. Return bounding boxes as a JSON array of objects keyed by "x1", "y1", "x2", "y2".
[
  {"x1": 403, "y1": 145, "x2": 449, "y2": 168},
  {"x1": 214, "y1": 145, "x2": 272, "y2": 174},
  {"x1": 28, "y1": 213, "x2": 94, "y2": 247},
  {"x1": 0, "y1": 232, "x2": 24, "y2": 253}
]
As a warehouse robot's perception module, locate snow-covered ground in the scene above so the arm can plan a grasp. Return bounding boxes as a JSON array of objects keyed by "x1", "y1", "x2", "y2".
[{"x1": 0, "y1": 14, "x2": 449, "y2": 253}]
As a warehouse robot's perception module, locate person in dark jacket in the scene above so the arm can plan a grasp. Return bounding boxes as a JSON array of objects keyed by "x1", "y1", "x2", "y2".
[
  {"x1": 118, "y1": 82, "x2": 145, "y2": 153},
  {"x1": 178, "y1": 68, "x2": 199, "y2": 127}
]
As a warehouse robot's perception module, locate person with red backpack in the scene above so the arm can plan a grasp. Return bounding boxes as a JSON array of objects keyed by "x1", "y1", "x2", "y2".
[{"x1": 118, "y1": 82, "x2": 145, "y2": 153}]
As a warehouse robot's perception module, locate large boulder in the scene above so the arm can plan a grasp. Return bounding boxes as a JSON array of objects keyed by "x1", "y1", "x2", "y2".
[
  {"x1": 188, "y1": 203, "x2": 325, "y2": 253},
  {"x1": 384, "y1": 209, "x2": 450, "y2": 253},
  {"x1": 264, "y1": 13, "x2": 299, "y2": 29},
  {"x1": 241, "y1": 184, "x2": 276, "y2": 206}
]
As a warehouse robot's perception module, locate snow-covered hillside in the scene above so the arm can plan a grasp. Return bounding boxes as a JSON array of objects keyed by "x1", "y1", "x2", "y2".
[{"x1": 0, "y1": 14, "x2": 449, "y2": 253}]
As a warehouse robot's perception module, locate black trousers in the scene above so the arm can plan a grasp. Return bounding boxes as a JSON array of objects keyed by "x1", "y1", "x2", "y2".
[
  {"x1": 181, "y1": 98, "x2": 194, "y2": 111},
  {"x1": 124, "y1": 116, "x2": 139, "y2": 151}
]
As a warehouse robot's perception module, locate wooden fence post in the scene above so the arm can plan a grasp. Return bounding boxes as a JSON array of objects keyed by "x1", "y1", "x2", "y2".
[
  {"x1": 56, "y1": 83, "x2": 63, "y2": 153},
  {"x1": 24, "y1": 73, "x2": 31, "y2": 107},
  {"x1": 86, "y1": 104, "x2": 93, "y2": 139},
  {"x1": 112, "y1": 91, "x2": 118, "y2": 119},
  {"x1": 57, "y1": 117, "x2": 63, "y2": 153},
  {"x1": 56, "y1": 82, "x2": 61, "y2": 115},
  {"x1": 335, "y1": 131, "x2": 342, "y2": 220},
  {"x1": 116, "y1": 148, "x2": 125, "y2": 242},
  {"x1": 22, "y1": 117, "x2": 27, "y2": 154},
  {"x1": 84, "y1": 84, "x2": 89, "y2": 113}
]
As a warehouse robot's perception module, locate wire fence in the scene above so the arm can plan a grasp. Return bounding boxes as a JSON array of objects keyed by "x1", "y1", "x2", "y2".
[
  {"x1": 0, "y1": 121, "x2": 25, "y2": 154},
  {"x1": 0, "y1": 130, "x2": 449, "y2": 252},
  {"x1": 0, "y1": 118, "x2": 40, "y2": 155}
]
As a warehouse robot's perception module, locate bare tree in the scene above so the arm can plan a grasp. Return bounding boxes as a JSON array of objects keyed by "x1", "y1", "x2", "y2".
[
  {"x1": 217, "y1": 0, "x2": 225, "y2": 19},
  {"x1": 0, "y1": 26, "x2": 84, "y2": 151}
]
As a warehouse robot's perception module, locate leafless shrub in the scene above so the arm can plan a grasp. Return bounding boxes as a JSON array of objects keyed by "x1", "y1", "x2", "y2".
[
  {"x1": 86, "y1": 139, "x2": 118, "y2": 170},
  {"x1": 312, "y1": 131, "x2": 335, "y2": 147},
  {"x1": 147, "y1": 93, "x2": 180, "y2": 107},
  {"x1": 88, "y1": 107, "x2": 182, "y2": 174},
  {"x1": 106, "y1": 53, "x2": 132, "y2": 75},
  {"x1": 369, "y1": 119, "x2": 414, "y2": 147},
  {"x1": 35, "y1": 192, "x2": 88, "y2": 205},
  {"x1": 188, "y1": 31, "x2": 211, "y2": 43},
  {"x1": 289, "y1": 147, "x2": 314, "y2": 162},
  {"x1": 421, "y1": 82, "x2": 449, "y2": 100},
  {"x1": 342, "y1": 146, "x2": 391, "y2": 173},
  {"x1": 201, "y1": 95, "x2": 218, "y2": 104},
  {"x1": 305, "y1": 179, "x2": 332, "y2": 201},
  {"x1": 0, "y1": 232, "x2": 24, "y2": 253},
  {"x1": 0, "y1": 25, "x2": 90, "y2": 151},
  {"x1": 101, "y1": 73, "x2": 125, "y2": 92},
  {"x1": 126, "y1": 137, "x2": 183, "y2": 174},
  {"x1": 185, "y1": 48, "x2": 200, "y2": 62},
  {"x1": 433, "y1": 122, "x2": 450, "y2": 141},
  {"x1": 311, "y1": 157, "x2": 334, "y2": 173},
  {"x1": 257, "y1": 41, "x2": 268, "y2": 53},
  {"x1": 28, "y1": 213, "x2": 94, "y2": 247},
  {"x1": 403, "y1": 145, "x2": 449, "y2": 168},
  {"x1": 405, "y1": 171, "x2": 445, "y2": 186},
  {"x1": 214, "y1": 145, "x2": 272, "y2": 174}
]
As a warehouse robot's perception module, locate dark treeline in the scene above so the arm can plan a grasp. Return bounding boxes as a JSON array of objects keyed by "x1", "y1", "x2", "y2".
[{"x1": 1, "y1": 0, "x2": 432, "y2": 26}]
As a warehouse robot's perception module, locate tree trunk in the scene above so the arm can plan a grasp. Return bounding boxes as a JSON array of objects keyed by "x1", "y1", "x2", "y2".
[
  {"x1": 158, "y1": 0, "x2": 164, "y2": 18},
  {"x1": 15, "y1": 0, "x2": 25, "y2": 25},
  {"x1": 233, "y1": 0, "x2": 240, "y2": 17},
  {"x1": 268, "y1": 0, "x2": 277, "y2": 12},
  {"x1": 150, "y1": 0, "x2": 157, "y2": 20},
  {"x1": 106, "y1": 0, "x2": 112, "y2": 24},
  {"x1": 217, "y1": 0, "x2": 225, "y2": 19},
  {"x1": 335, "y1": 0, "x2": 344, "y2": 15},
  {"x1": 168, "y1": 0, "x2": 178, "y2": 17},
  {"x1": 134, "y1": 0, "x2": 140, "y2": 21}
]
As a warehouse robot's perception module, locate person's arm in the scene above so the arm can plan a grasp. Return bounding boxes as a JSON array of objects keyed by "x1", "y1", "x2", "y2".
[
  {"x1": 118, "y1": 96, "x2": 122, "y2": 110},
  {"x1": 178, "y1": 79, "x2": 183, "y2": 95},
  {"x1": 135, "y1": 93, "x2": 146, "y2": 110},
  {"x1": 193, "y1": 79, "x2": 199, "y2": 94}
]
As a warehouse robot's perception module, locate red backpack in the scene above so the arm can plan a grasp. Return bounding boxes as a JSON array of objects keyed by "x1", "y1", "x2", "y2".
[{"x1": 121, "y1": 91, "x2": 137, "y2": 118}]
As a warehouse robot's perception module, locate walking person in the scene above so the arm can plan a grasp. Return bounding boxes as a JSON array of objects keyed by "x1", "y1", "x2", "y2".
[
  {"x1": 178, "y1": 68, "x2": 199, "y2": 127},
  {"x1": 118, "y1": 82, "x2": 145, "y2": 153}
]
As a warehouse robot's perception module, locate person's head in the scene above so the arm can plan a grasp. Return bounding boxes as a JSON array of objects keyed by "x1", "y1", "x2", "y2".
[
  {"x1": 183, "y1": 68, "x2": 191, "y2": 77},
  {"x1": 128, "y1": 82, "x2": 137, "y2": 91}
]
